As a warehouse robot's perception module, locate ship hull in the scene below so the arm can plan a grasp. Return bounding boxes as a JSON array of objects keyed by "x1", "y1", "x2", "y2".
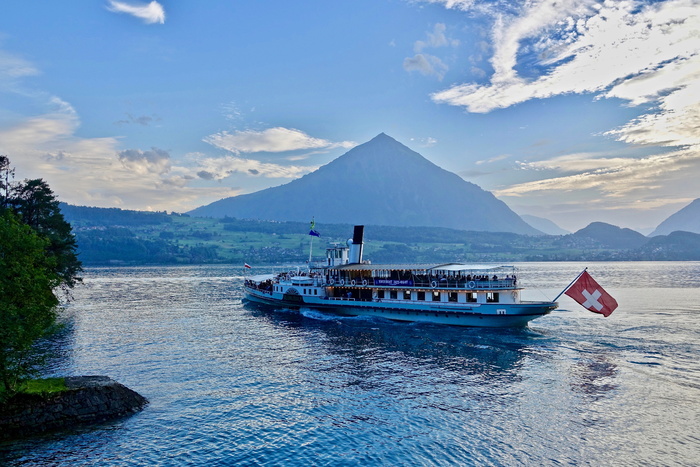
[{"x1": 244, "y1": 287, "x2": 556, "y2": 328}]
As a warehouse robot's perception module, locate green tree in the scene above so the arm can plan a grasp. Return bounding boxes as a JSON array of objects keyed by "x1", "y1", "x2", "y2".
[
  {"x1": 9, "y1": 178, "x2": 82, "y2": 289},
  {"x1": 0, "y1": 210, "x2": 62, "y2": 400}
]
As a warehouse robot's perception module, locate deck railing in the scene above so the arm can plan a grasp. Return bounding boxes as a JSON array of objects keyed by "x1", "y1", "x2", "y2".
[{"x1": 323, "y1": 278, "x2": 516, "y2": 290}]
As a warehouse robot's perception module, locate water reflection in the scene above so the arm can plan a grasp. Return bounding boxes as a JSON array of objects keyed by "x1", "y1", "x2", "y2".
[
  {"x1": 244, "y1": 302, "x2": 550, "y2": 384},
  {"x1": 569, "y1": 355, "x2": 619, "y2": 400}
]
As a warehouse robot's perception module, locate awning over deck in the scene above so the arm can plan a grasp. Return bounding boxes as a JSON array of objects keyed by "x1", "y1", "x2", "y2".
[{"x1": 324, "y1": 263, "x2": 514, "y2": 273}]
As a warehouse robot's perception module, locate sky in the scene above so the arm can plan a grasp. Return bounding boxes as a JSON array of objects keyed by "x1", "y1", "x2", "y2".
[{"x1": 1, "y1": 0, "x2": 698, "y2": 233}]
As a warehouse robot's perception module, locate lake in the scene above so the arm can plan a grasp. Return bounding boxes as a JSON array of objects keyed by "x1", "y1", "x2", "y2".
[{"x1": 2, "y1": 262, "x2": 699, "y2": 466}]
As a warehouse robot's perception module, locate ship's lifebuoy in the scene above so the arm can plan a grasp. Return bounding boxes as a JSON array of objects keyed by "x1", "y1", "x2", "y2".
[
  {"x1": 468, "y1": 281, "x2": 476, "y2": 289},
  {"x1": 329, "y1": 278, "x2": 335, "y2": 285},
  {"x1": 339, "y1": 279, "x2": 345, "y2": 286},
  {"x1": 431, "y1": 280, "x2": 437, "y2": 288},
  {"x1": 351, "y1": 280, "x2": 356, "y2": 286},
  {"x1": 362, "y1": 279, "x2": 368, "y2": 286}
]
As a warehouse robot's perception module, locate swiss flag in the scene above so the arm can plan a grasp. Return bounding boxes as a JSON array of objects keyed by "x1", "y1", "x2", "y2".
[{"x1": 565, "y1": 270, "x2": 618, "y2": 317}]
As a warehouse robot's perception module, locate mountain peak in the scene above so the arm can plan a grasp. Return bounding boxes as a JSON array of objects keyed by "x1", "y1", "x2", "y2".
[{"x1": 189, "y1": 134, "x2": 540, "y2": 235}]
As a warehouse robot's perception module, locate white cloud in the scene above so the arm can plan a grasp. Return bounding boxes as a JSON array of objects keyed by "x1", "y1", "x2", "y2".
[
  {"x1": 430, "y1": 0, "x2": 700, "y2": 124},
  {"x1": 403, "y1": 54, "x2": 449, "y2": 79},
  {"x1": 415, "y1": 23, "x2": 459, "y2": 52},
  {"x1": 405, "y1": 23, "x2": 459, "y2": 80},
  {"x1": 107, "y1": 1, "x2": 166, "y2": 24},
  {"x1": 494, "y1": 148, "x2": 700, "y2": 198},
  {"x1": 425, "y1": 0, "x2": 700, "y2": 230},
  {"x1": 0, "y1": 50, "x2": 39, "y2": 79},
  {"x1": 193, "y1": 155, "x2": 316, "y2": 181},
  {"x1": 203, "y1": 127, "x2": 355, "y2": 154},
  {"x1": 118, "y1": 147, "x2": 172, "y2": 175}
]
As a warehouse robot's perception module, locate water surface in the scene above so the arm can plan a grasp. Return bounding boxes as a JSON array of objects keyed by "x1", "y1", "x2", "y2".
[{"x1": 2, "y1": 262, "x2": 699, "y2": 465}]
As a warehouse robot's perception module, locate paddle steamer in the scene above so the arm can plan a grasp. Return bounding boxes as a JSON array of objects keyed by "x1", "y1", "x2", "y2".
[{"x1": 243, "y1": 226, "x2": 557, "y2": 327}]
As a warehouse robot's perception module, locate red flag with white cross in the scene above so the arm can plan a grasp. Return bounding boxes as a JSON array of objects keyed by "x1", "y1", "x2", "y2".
[{"x1": 564, "y1": 270, "x2": 618, "y2": 317}]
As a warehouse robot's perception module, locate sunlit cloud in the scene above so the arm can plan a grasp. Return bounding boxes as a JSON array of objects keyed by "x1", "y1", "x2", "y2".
[
  {"x1": 428, "y1": 0, "x2": 700, "y2": 148},
  {"x1": 192, "y1": 155, "x2": 316, "y2": 181},
  {"x1": 118, "y1": 147, "x2": 172, "y2": 175},
  {"x1": 107, "y1": 1, "x2": 166, "y2": 24},
  {"x1": 494, "y1": 148, "x2": 700, "y2": 198},
  {"x1": 424, "y1": 0, "x2": 700, "y2": 229},
  {"x1": 203, "y1": 127, "x2": 355, "y2": 154}
]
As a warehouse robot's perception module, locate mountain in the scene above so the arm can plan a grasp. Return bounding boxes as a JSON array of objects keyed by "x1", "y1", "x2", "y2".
[
  {"x1": 650, "y1": 198, "x2": 700, "y2": 236},
  {"x1": 521, "y1": 214, "x2": 569, "y2": 235},
  {"x1": 632, "y1": 231, "x2": 700, "y2": 260},
  {"x1": 572, "y1": 222, "x2": 647, "y2": 249},
  {"x1": 189, "y1": 133, "x2": 541, "y2": 235}
]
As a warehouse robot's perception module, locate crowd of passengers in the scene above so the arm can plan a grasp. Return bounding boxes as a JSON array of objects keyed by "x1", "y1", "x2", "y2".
[
  {"x1": 325, "y1": 272, "x2": 517, "y2": 286},
  {"x1": 244, "y1": 278, "x2": 274, "y2": 292}
]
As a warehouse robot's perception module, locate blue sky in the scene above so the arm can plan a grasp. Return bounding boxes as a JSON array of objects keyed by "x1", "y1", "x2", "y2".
[{"x1": 1, "y1": 0, "x2": 698, "y2": 232}]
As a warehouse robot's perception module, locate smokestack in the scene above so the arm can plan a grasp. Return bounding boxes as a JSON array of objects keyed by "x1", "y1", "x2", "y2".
[{"x1": 349, "y1": 225, "x2": 364, "y2": 263}]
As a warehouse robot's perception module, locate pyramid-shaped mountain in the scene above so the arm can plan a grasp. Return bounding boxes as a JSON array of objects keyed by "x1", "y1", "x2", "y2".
[{"x1": 188, "y1": 133, "x2": 540, "y2": 235}]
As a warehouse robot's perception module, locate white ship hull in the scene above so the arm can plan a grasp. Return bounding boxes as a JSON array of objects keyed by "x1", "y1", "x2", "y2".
[{"x1": 244, "y1": 286, "x2": 556, "y2": 328}]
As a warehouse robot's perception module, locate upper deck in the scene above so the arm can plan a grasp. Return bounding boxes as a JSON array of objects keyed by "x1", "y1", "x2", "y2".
[{"x1": 311, "y1": 262, "x2": 519, "y2": 290}]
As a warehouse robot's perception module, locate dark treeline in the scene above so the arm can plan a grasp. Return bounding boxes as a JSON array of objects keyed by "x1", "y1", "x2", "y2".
[{"x1": 60, "y1": 203, "x2": 173, "y2": 226}]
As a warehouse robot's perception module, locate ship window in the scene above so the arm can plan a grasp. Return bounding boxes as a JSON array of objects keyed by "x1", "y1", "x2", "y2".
[
  {"x1": 432, "y1": 291, "x2": 440, "y2": 302},
  {"x1": 449, "y1": 292, "x2": 458, "y2": 302},
  {"x1": 390, "y1": 290, "x2": 397, "y2": 300},
  {"x1": 467, "y1": 293, "x2": 477, "y2": 303},
  {"x1": 378, "y1": 290, "x2": 385, "y2": 299},
  {"x1": 314, "y1": 289, "x2": 318, "y2": 295},
  {"x1": 417, "y1": 291, "x2": 425, "y2": 301},
  {"x1": 487, "y1": 292, "x2": 500, "y2": 303},
  {"x1": 404, "y1": 291, "x2": 411, "y2": 300}
]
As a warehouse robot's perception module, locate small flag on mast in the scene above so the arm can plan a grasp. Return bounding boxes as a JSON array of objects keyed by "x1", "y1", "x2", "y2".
[
  {"x1": 244, "y1": 263, "x2": 252, "y2": 269},
  {"x1": 309, "y1": 217, "x2": 320, "y2": 237},
  {"x1": 564, "y1": 270, "x2": 618, "y2": 317}
]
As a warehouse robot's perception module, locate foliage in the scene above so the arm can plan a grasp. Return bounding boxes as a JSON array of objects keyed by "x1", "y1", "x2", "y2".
[
  {"x1": 0, "y1": 210, "x2": 62, "y2": 400},
  {"x1": 9, "y1": 179, "x2": 82, "y2": 289},
  {"x1": 0, "y1": 157, "x2": 82, "y2": 402}
]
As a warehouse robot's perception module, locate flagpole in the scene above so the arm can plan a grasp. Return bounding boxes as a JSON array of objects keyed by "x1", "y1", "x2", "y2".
[
  {"x1": 553, "y1": 267, "x2": 587, "y2": 302},
  {"x1": 309, "y1": 234, "x2": 314, "y2": 264}
]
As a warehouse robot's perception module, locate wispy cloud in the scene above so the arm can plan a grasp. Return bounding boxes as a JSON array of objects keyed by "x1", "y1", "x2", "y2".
[
  {"x1": 107, "y1": 1, "x2": 166, "y2": 24},
  {"x1": 404, "y1": 23, "x2": 459, "y2": 80},
  {"x1": 425, "y1": 0, "x2": 700, "y2": 228},
  {"x1": 193, "y1": 155, "x2": 316, "y2": 181},
  {"x1": 203, "y1": 127, "x2": 355, "y2": 154},
  {"x1": 494, "y1": 149, "x2": 700, "y2": 199}
]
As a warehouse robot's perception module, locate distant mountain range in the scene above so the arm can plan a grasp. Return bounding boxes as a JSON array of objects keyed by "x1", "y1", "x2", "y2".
[
  {"x1": 650, "y1": 198, "x2": 700, "y2": 236},
  {"x1": 521, "y1": 215, "x2": 569, "y2": 235},
  {"x1": 189, "y1": 133, "x2": 541, "y2": 235}
]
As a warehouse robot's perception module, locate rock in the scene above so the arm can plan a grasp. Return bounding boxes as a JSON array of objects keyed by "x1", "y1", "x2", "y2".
[{"x1": 0, "y1": 375, "x2": 148, "y2": 440}]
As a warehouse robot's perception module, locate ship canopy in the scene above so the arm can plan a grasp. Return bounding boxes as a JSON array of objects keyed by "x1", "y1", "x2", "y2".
[{"x1": 321, "y1": 263, "x2": 515, "y2": 274}]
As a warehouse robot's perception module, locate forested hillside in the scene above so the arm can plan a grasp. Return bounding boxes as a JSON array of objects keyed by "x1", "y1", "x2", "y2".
[{"x1": 61, "y1": 205, "x2": 700, "y2": 265}]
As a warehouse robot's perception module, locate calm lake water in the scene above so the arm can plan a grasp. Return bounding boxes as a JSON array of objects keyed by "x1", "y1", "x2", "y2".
[{"x1": 2, "y1": 262, "x2": 699, "y2": 466}]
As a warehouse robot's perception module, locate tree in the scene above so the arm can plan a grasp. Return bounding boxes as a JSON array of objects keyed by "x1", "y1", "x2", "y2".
[
  {"x1": 0, "y1": 210, "x2": 62, "y2": 400},
  {"x1": 0, "y1": 158, "x2": 82, "y2": 401},
  {"x1": 0, "y1": 155, "x2": 15, "y2": 210},
  {"x1": 9, "y1": 178, "x2": 82, "y2": 289}
]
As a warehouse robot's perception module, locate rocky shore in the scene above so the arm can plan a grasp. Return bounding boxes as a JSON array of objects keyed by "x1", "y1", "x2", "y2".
[{"x1": 0, "y1": 376, "x2": 148, "y2": 440}]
